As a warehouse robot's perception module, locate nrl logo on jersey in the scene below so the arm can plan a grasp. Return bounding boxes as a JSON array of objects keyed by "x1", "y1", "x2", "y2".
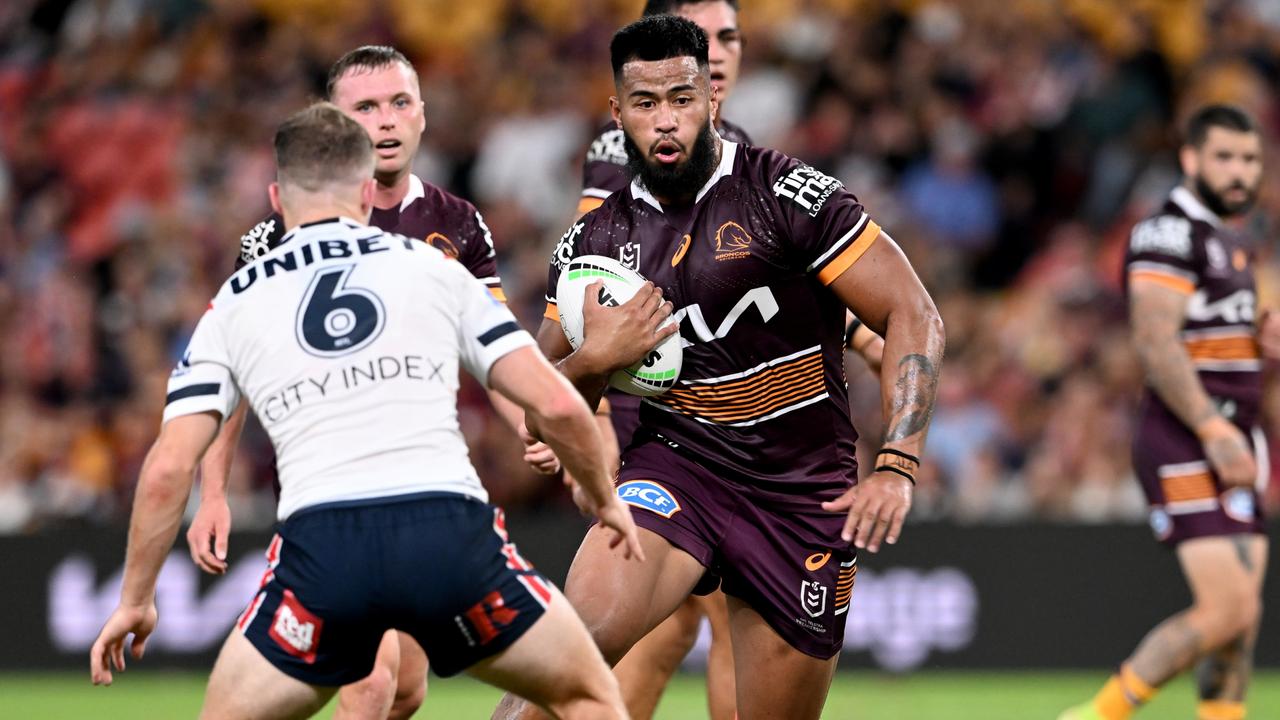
[
  {"x1": 587, "y1": 128, "x2": 628, "y2": 166},
  {"x1": 774, "y1": 165, "x2": 842, "y2": 217},
  {"x1": 617, "y1": 242, "x2": 639, "y2": 270}
]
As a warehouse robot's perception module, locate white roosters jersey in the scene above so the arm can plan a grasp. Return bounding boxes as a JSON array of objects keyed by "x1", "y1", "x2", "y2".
[{"x1": 165, "y1": 217, "x2": 533, "y2": 519}]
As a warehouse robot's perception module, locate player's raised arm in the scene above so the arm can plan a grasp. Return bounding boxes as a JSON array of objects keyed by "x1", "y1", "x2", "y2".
[
  {"x1": 1130, "y1": 276, "x2": 1256, "y2": 486},
  {"x1": 824, "y1": 232, "x2": 944, "y2": 552}
]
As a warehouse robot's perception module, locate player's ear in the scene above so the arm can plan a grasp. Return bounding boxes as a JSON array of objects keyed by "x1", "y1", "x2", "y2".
[
  {"x1": 359, "y1": 178, "x2": 376, "y2": 218},
  {"x1": 268, "y1": 182, "x2": 283, "y2": 215},
  {"x1": 1179, "y1": 144, "x2": 1199, "y2": 178},
  {"x1": 610, "y1": 96, "x2": 622, "y2": 129}
]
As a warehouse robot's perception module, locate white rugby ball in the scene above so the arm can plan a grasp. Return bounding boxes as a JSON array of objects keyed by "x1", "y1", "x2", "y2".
[{"x1": 556, "y1": 255, "x2": 682, "y2": 396}]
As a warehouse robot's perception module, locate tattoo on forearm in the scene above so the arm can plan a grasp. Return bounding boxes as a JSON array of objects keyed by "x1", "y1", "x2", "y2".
[
  {"x1": 1130, "y1": 615, "x2": 1205, "y2": 686},
  {"x1": 884, "y1": 353, "x2": 940, "y2": 443}
]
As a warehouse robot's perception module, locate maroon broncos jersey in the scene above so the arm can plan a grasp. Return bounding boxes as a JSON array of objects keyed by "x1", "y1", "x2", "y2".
[
  {"x1": 577, "y1": 119, "x2": 753, "y2": 216},
  {"x1": 1124, "y1": 185, "x2": 1262, "y2": 429},
  {"x1": 547, "y1": 141, "x2": 881, "y2": 492},
  {"x1": 238, "y1": 174, "x2": 504, "y2": 299}
]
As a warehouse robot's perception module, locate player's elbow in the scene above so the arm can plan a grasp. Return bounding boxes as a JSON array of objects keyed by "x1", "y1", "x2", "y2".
[
  {"x1": 532, "y1": 387, "x2": 591, "y2": 430},
  {"x1": 137, "y1": 446, "x2": 197, "y2": 505}
]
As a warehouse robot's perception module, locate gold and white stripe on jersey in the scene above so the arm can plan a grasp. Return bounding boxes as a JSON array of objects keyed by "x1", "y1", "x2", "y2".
[
  {"x1": 1180, "y1": 325, "x2": 1260, "y2": 372},
  {"x1": 643, "y1": 346, "x2": 828, "y2": 427},
  {"x1": 1128, "y1": 260, "x2": 1197, "y2": 295}
]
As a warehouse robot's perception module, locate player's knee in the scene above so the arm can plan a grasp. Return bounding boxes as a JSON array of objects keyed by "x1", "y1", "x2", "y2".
[
  {"x1": 548, "y1": 671, "x2": 626, "y2": 720},
  {"x1": 1196, "y1": 591, "x2": 1259, "y2": 646},
  {"x1": 387, "y1": 681, "x2": 426, "y2": 720},
  {"x1": 341, "y1": 665, "x2": 398, "y2": 716}
]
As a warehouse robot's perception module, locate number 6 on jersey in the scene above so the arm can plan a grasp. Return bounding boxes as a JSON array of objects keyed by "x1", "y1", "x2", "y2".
[{"x1": 296, "y1": 266, "x2": 386, "y2": 357}]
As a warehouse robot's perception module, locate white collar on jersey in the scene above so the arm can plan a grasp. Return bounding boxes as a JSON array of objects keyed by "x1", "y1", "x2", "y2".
[
  {"x1": 630, "y1": 140, "x2": 739, "y2": 213},
  {"x1": 279, "y1": 216, "x2": 365, "y2": 244},
  {"x1": 400, "y1": 173, "x2": 426, "y2": 212},
  {"x1": 1169, "y1": 185, "x2": 1223, "y2": 228}
]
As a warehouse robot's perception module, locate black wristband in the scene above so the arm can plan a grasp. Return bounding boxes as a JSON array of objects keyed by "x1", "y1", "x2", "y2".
[
  {"x1": 843, "y1": 316, "x2": 864, "y2": 349},
  {"x1": 876, "y1": 448, "x2": 920, "y2": 466},
  {"x1": 875, "y1": 464, "x2": 916, "y2": 484}
]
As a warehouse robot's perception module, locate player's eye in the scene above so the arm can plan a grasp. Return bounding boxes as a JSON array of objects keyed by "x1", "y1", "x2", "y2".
[
  {"x1": 674, "y1": 96, "x2": 691, "y2": 106},
  {"x1": 394, "y1": 98, "x2": 410, "y2": 108},
  {"x1": 721, "y1": 31, "x2": 741, "y2": 45},
  {"x1": 637, "y1": 100, "x2": 655, "y2": 109},
  {"x1": 356, "y1": 103, "x2": 374, "y2": 112}
]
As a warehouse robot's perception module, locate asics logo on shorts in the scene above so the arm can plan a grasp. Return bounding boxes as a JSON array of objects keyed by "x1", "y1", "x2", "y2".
[
  {"x1": 617, "y1": 480, "x2": 681, "y2": 518},
  {"x1": 805, "y1": 551, "x2": 831, "y2": 571}
]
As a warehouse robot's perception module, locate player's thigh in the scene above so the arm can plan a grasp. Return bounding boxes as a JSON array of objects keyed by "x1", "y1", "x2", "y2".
[
  {"x1": 696, "y1": 589, "x2": 732, "y2": 640},
  {"x1": 202, "y1": 630, "x2": 335, "y2": 720},
  {"x1": 562, "y1": 521, "x2": 705, "y2": 662},
  {"x1": 724, "y1": 595, "x2": 837, "y2": 720},
  {"x1": 467, "y1": 586, "x2": 621, "y2": 713},
  {"x1": 394, "y1": 631, "x2": 428, "y2": 694},
  {"x1": 1178, "y1": 534, "x2": 1266, "y2": 610}
]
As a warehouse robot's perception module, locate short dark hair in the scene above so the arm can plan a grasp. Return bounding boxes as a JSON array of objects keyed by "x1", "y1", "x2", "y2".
[
  {"x1": 611, "y1": 15, "x2": 709, "y2": 82},
  {"x1": 642, "y1": 0, "x2": 739, "y2": 16},
  {"x1": 1185, "y1": 104, "x2": 1257, "y2": 147},
  {"x1": 325, "y1": 45, "x2": 417, "y2": 100},
  {"x1": 274, "y1": 102, "x2": 374, "y2": 192}
]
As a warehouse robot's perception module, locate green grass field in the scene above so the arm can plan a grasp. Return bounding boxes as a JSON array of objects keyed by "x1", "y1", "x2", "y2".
[{"x1": 3, "y1": 670, "x2": 1277, "y2": 719}]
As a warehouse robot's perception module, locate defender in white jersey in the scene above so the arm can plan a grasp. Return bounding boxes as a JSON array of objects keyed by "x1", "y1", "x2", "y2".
[{"x1": 89, "y1": 104, "x2": 655, "y2": 720}]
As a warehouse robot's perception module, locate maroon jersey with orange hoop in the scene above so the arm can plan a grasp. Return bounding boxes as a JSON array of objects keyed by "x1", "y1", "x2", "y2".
[
  {"x1": 547, "y1": 141, "x2": 881, "y2": 492},
  {"x1": 1123, "y1": 186, "x2": 1262, "y2": 429},
  {"x1": 238, "y1": 174, "x2": 504, "y2": 299}
]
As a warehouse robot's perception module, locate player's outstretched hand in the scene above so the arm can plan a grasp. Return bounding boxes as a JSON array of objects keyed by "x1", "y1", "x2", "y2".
[
  {"x1": 1258, "y1": 308, "x2": 1280, "y2": 361},
  {"x1": 594, "y1": 497, "x2": 647, "y2": 562},
  {"x1": 1196, "y1": 416, "x2": 1257, "y2": 488},
  {"x1": 186, "y1": 496, "x2": 231, "y2": 575},
  {"x1": 822, "y1": 473, "x2": 912, "y2": 553},
  {"x1": 519, "y1": 423, "x2": 561, "y2": 475},
  {"x1": 579, "y1": 280, "x2": 676, "y2": 372},
  {"x1": 89, "y1": 603, "x2": 157, "y2": 686}
]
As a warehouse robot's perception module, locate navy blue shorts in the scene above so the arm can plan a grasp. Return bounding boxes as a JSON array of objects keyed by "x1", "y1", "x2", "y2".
[{"x1": 235, "y1": 492, "x2": 553, "y2": 686}]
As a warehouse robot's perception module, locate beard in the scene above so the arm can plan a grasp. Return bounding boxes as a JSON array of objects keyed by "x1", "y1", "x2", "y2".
[
  {"x1": 624, "y1": 119, "x2": 719, "y2": 203},
  {"x1": 1194, "y1": 174, "x2": 1258, "y2": 217}
]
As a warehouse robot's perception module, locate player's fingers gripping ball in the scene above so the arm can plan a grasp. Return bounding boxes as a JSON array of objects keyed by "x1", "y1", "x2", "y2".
[{"x1": 557, "y1": 255, "x2": 683, "y2": 396}]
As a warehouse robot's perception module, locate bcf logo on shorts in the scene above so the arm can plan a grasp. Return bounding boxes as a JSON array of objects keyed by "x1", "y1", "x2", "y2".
[{"x1": 617, "y1": 480, "x2": 681, "y2": 518}]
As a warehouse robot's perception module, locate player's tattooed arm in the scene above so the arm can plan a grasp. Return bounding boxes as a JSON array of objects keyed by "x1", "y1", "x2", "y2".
[
  {"x1": 884, "y1": 353, "x2": 939, "y2": 444},
  {"x1": 1130, "y1": 280, "x2": 1256, "y2": 486},
  {"x1": 823, "y1": 231, "x2": 944, "y2": 552},
  {"x1": 828, "y1": 233, "x2": 944, "y2": 459}
]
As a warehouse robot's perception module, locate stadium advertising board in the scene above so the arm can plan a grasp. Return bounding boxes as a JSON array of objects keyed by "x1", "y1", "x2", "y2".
[{"x1": 3, "y1": 518, "x2": 1276, "y2": 671}]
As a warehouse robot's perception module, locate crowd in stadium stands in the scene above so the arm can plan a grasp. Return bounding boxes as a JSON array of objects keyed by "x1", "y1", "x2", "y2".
[{"x1": 2, "y1": 0, "x2": 1280, "y2": 532}]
